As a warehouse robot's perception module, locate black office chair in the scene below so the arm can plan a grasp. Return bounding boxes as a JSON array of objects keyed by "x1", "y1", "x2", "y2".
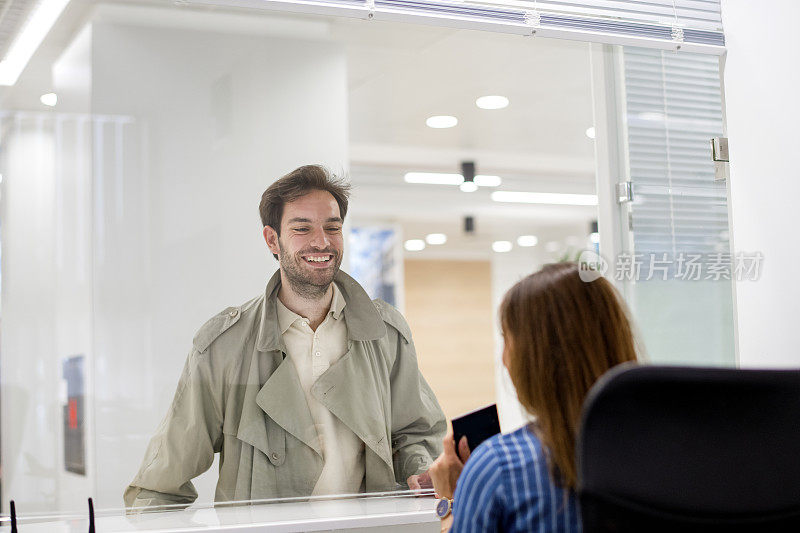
[{"x1": 577, "y1": 364, "x2": 800, "y2": 532}]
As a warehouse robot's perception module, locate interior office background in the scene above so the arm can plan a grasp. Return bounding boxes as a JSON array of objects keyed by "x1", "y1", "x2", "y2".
[{"x1": 0, "y1": 0, "x2": 795, "y2": 518}]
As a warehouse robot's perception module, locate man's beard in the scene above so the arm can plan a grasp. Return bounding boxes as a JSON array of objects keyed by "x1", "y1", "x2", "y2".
[{"x1": 278, "y1": 239, "x2": 342, "y2": 300}]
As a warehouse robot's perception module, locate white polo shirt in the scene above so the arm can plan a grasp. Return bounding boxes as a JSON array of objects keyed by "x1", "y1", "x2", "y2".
[{"x1": 276, "y1": 283, "x2": 366, "y2": 495}]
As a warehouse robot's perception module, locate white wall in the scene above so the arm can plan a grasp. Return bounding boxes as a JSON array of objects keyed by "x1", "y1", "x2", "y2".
[
  {"x1": 721, "y1": 0, "x2": 800, "y2": 367},
  {"x1": 0, "y1": 25, "x2": 96, "y2": 513},
  {"x1": 1, "y1": 16, "x2": 348, "y2": 512}
]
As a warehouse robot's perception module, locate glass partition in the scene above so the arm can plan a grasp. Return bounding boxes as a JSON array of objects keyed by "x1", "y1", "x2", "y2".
[
  {"x1": 0, "y1": 0, "x2": 731, "y2": 525},
  {"x1": 0, "y1": 3, "x2": 599, "y2": 517}
]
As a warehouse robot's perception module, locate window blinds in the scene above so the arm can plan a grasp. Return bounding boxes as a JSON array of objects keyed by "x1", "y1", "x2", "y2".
[
  {"x1": 622, "y1": 47, "x2": 729, "y2": 256},
  {"x1": 188, "y1": 0, "x2": 724, "y2": 52}
]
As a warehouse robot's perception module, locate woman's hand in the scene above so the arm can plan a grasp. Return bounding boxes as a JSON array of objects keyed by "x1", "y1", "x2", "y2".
[{"x1": 429, "y1": 429, "x2": 471, "y2": 500}]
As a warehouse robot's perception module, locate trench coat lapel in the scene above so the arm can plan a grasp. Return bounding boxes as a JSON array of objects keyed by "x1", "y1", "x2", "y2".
[
  {"x1": 257, "y1": 357, "x2": 322, "y2": 457},
  {"x1": 311, "y1": 344, "x2": 393, "y2": 470},
  {"x1": 249, "y1": 268, "x2": 390, "y2": 463},
  {"x1": 244, "y1": 271, "x2": 322, "y2": 457}
]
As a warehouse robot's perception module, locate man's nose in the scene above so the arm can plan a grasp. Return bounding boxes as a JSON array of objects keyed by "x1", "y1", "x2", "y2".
[{"x1": 309, "y1": 227, "x2": 330, "y2": 249}]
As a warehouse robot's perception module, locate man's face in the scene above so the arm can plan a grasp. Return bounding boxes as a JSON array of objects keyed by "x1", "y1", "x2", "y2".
[{"x1": 264, "y1": 189, "x2": 344, "y2": 298}]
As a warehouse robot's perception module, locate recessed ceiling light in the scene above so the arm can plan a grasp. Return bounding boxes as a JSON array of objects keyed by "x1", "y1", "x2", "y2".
[
  {"x1": 476, "y1": 95, "x2": 509, "y2": 110},
  {"x1": 404, "y1": 239, "x2": 426, "y2": 251},
  {"x1": 491, "y1": 191, "x2": 599, "y2": 206},
  {"x1": 459, "y1": 181, "x2": 478, "y2": 193},
  {"x1": 585, "y1": 126, "x2": 596, "y2": 139},
  {"x1": 426, "y1": 115, "x2": 458, "y2": 129},
  {"x1": 492, "y1": 240, "x2": 513, "y2": 253},
  {"x1": 40, "y1": 93, "x2": 57, "y2": 107},
  {"x1": 0, "y1": 0, "x2": 71, "y2": 86},
  {"x1": 474, "y1": 175, "x2": 502, "y2": 187},
  {"x1": 404, "y1": 172, "x2": 463, "y2": 185},
  {"x1": 517, "y1": 235, "x2": 538, "y2": 247},
  {"x1": 426, "y1": 233, "x2": 447, "y2": 245}
]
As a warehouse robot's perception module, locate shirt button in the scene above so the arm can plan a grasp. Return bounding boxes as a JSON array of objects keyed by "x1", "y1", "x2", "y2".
[
  {"x1": 315, "y1": 351, "x2": 321, "y2": 357},
  {"x1": 271, "y1": 452, "x2": 279, "y2": 461},
  {"x1": 228, "y1": 309, "x2": 239, "y2": 318}
]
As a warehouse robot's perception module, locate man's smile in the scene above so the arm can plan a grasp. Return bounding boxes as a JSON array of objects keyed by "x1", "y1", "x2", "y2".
[{"x1": 302, "y1": 253, "x2": 335, "y2": 267}]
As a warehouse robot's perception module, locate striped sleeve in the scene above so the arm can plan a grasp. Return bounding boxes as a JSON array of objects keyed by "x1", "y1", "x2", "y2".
[{"x1": 450, "y1": 442, "x2": 505, "y2": 533}]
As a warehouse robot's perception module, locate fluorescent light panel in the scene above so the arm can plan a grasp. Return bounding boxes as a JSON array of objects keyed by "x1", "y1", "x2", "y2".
[
  {"x1": 491, "y1": 191, "x2": 598, "y2": 206},
  {"x1": 474, "y1": 175, "x2": 501, "y2": 187},
  {"x1": 404, "y1": 172, "x2": 463, "y2": 185},
  {"x1": 0, "y1": 0, "x2": 71, "y2": 86},
  {"x1": 404, "y1": 172, "x2": 501, "y2": 187}
]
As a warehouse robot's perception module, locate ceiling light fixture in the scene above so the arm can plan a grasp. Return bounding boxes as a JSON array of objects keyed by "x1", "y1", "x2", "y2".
[
  {"x1": 426, "y1": 115, "x2": 458, "y2": 129},
  {"x1": 492, "y1": 241, "x2": 513, "y2": 253},
  {"x1": 474, "y1": 175, "x2": 502, "y2": 187},
  {"x1": 40, "y1": 93, "x2": 57, "y2": 107},
  {"x1": 491, "y1": 191, "x2": 599, "y2": 206},
  {"x1": 585, "y1": 126, "x2": 596, "y2": 139},
  {"x1": 404, "y1": 172, "x2": 463, "y2": 185},
  {"x1": 403, "y1": 172, "x2": 502, "y2": 188},
  {"x1": 425, "y1": 233, "x2": 447, "y2": 245},
  {"x1": 459, "y1": 161, "x2": 477, "y2": 192},
  {"x1": 517, "y1": 235, "x2": 539, "y2": 247},
  {"x1": 476, "y1": 95, "x2": 509, "y2": 110},
  {"x1": 0, "y1": 0, "x2": 71, "y2": 86},
  {"x1": 404, "y1": 239, "x2": 426, "y2": 251}
]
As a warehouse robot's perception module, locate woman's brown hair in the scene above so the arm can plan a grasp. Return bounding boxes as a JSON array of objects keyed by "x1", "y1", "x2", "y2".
[{"x1": 500, "y1": 262, "x2": 637, "y2": 489}]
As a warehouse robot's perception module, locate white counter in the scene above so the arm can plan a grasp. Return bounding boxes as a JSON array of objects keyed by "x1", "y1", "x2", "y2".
[{"x1": 1, "y1": 494, "x2": 440, "y2": 533}]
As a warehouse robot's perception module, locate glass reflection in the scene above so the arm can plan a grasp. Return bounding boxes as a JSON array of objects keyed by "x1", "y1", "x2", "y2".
[{"x1": 0, "y1": 1, "x2": 600, "y2": 518}]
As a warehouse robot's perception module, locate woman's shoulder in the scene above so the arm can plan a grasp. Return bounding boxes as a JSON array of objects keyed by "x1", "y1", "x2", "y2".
[{"x1": 473, "y1": 424, "x2": 547, "y2": 471}]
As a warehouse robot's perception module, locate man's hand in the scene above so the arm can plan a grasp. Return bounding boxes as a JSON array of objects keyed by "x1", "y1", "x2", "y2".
[
  {"x1": 407, "y1": 470, "x2": 434, "y2": 491},
  {"x1": 428, "y1": 429, "x2": 471, "y2": 500}
]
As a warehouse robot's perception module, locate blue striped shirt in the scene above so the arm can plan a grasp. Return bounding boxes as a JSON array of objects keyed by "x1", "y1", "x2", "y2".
[{"x1": 450, "y1": 425, "x2": 581, "y2": 533}]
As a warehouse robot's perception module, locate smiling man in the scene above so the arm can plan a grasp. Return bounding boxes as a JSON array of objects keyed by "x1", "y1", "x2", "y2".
[{"x1": 124, "y1": 165, "x2": 445, "y2": 508}]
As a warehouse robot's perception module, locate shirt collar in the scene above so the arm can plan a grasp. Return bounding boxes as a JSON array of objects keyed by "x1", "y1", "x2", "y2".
[
  {"x1": 257, "y1": 269, "x2": 382, "y2": 353},
  {"x1": 275, "y1": 282, "x2": 347, "y2": 334}
]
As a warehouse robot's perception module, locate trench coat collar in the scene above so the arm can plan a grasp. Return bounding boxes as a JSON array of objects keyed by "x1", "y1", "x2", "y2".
[{"x1": 256, "y1": 269, "x2": 386, "y2": 353}]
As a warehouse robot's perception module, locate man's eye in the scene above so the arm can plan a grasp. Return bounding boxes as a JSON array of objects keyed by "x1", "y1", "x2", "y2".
[
  {"x1": 326, "y1": 227, "x2": 342, "y2": 232},
  {"x1": 293, "y1": 228, "x2": 309, "y2": 233}
]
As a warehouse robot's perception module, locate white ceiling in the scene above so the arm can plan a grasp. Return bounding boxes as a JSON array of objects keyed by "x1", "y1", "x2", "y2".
[{"x1": 2, "y1": 1, "x2": 600, "y2": 258}]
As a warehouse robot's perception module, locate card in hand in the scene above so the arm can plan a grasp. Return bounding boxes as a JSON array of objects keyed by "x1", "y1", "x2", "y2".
[{"x1": 451, "y1": 404, "x2": 500, "y2": 453}]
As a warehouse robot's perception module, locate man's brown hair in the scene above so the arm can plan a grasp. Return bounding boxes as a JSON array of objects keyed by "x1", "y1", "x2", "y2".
[
  {"x1": 500, "y1": 262, "x2": 638, "y2": 489},
  {"x1": 259, "y1": 165, "x2": 351, "y2": 258}
]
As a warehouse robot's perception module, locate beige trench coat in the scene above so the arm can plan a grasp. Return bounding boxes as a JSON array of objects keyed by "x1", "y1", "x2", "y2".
[{"x1": 124, "y1": 270, "x2": 446, "y2": 508}]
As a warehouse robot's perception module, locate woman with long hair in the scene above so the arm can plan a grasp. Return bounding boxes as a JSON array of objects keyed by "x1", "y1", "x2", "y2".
[{"x1": 429, "y1": 262, "x2": 639, "y2": 532}]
